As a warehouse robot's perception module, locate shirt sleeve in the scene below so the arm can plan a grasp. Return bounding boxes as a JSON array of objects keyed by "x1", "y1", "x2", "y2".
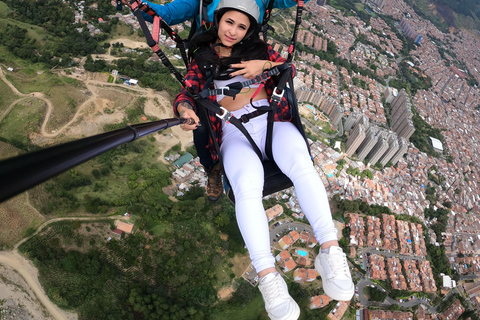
[
  {"x1": 272, "y1": 0, "x2": 310, "y2": 10},
  {"x1": 173, "y1": 61, "x2": 204, "y2": 117},
  {"x1": 141, "y1": 0, "x2": 199, "y2": 25},
  {"x1": 266, "y1": 45, "x2": 296, "y2": 77}
]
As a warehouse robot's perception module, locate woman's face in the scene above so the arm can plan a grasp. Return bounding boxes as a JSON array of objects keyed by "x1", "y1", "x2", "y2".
[{"x1": 217, "y1": 10, "x2": 251, "y2": 47}]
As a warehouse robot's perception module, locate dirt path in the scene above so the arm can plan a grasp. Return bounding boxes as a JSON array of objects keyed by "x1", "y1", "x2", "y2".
[
  {"x1": 0, "y1": 251, "x2": 70, "y2": 320},
  {"x1": 0, "y1": 215, "x2": 124, "y2": 320},
  {"x1": 1, "y1": 53, "x2": 193, "y2": 156},
  {"x1": 0, "y1": 65, "x2": 22, "y2": 95}
]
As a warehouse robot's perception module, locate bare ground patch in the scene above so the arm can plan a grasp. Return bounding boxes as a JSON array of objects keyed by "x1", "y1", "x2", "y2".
[
  {"x1": 229, "y1": 253, "x2": 252, "y2": 277},
  {"x1": 0, "y1": 264, "x2": 55, "y2": 320},
  {"x1": 217, "y1": 285, "x2": 235, "y2": 301},
  {"x1": 64, "y1": 99, "x2": 125, "y2": 138},
  {"x1": 109, "y1": 38, "x2": 150, "y2": 49}
]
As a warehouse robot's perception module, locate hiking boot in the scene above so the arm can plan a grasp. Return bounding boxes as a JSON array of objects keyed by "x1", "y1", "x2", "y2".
[
  {"x1": 258, "y1": 273, "x2": 300, "y2": 320},
  {"x1": 205, "y1": 163, "x2": 223, "y2": 201},
  {"x1": 315, "y1": 246, "x2": 354, "y2": 301}
]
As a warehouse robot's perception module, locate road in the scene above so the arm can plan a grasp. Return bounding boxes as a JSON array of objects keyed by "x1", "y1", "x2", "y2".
[
  {"x1": 269, "y1": 220, "x2": 313, "y2": 243},
  {"x1": 355, "y1": 268, "x2": 437, "y2": 314},
  {"x1": 0, "y1": 251, "x2": 68, "y2": 320}
]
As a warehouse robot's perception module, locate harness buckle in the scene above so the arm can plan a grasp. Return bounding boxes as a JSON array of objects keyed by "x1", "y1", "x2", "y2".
[
  {"x1": 216, "y1": 106, "x2": 232, "y2": 122},
  {"x1": 217, "y1": 86, "x2": 230, "y2": 96},
  {"x1": 271, "y1": 86, "x2": 284, "y2": 103}
]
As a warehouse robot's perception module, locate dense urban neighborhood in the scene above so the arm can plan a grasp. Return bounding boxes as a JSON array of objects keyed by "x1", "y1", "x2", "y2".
[{"x1": 1, "y1": 0, "x2": 480, "y2": 319}]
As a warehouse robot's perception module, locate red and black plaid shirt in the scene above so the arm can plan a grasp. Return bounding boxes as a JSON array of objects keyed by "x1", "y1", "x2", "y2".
[{"x1": 173, "y1": 45, "x2": 294, "y2": 162}]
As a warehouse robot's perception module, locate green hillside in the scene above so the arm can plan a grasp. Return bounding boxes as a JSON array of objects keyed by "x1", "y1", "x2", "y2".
[{"x1": 405, "y1": 0, "x2": 480, "y2": 32}]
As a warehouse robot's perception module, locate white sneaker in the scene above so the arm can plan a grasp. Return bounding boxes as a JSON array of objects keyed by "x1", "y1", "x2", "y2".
[
  {"x1": 258, "y1": 273, "x2": 300, "y2": 320},
  {"x1": 315, "y1": 246, "x2": 354, "y2": 301}
]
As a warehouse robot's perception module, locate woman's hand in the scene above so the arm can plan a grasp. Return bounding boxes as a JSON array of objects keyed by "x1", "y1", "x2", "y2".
[
  {"x1": 177, "y1": 103, "x2": 200, "y2": 131},
  {"x1": 229, "y1": 60, "x2": 282, "y2": 79}
]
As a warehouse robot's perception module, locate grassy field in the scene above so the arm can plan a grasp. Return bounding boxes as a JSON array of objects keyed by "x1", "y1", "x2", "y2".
[
  {"x1": 0, "y1": 142, "x2": 46, "y2": 248},
  {"x1": 0, "y1": 0, "x2": 48, "y2": 49},
  {"x1": 112, "y1": 21, "x2": 146, "y2": 42},
  {"x1": 0, "y1": 1, "x2": 10, "y2": 18},
  {"x1": 149, "y1": 221, "x2": 171, "y2": 236},
  {"x1": 4, "y1": 69, "x2": 89, "y2": 131},
  {"x1": 0, "y1": 192, "x2": 46, "y2": 248},
  {"x1": 0, "y1": 97, "x2": 45, "y2": 150}
]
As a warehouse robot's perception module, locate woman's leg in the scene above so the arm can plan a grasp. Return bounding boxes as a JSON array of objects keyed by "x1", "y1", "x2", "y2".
[
  {"x1": 221, "y1": 111, "x2": 300, "y2": 320},
  {"x1": 221, "y1": 125, "x2": 275, "y2": 273},
  {"x1": 271, "y1": 122, "x2": 354, "y2": 301},
  {"x1": 271, "y1": 122, "x2": 338, "y2": 244}
]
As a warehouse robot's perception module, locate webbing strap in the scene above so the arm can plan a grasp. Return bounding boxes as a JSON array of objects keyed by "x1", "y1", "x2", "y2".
[
  {"x1": 265, "y1": 1, "x2": 306, "y2": 161},
  {"x1": 261, "y1": 0, "x2": 276, "y2": 41},
  {"x1": 288, "y1": 0, "x2": 304, "y2": 61},
  {"x1": 129, "y1": 0, "x2": 190, "y2": 88},
  {"x1": 194, "y1": 99, "x2": 264, "y2": 159},
  {"x1": 152, "y1": 16, "x2": 161, "y2": 43},
  {"x1": 199, "y1": 64, "x2": 289, "y2": 99},
  {"x1": 130, "y1": 0, "x2": 189, "y2": 67}
]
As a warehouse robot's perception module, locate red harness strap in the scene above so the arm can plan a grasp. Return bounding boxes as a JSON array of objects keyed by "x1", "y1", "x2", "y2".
[{"x1": 152, "y1": 15, "x2": 161, "y2": 43}]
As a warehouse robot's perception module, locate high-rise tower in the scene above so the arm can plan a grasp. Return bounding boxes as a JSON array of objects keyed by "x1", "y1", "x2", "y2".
[
  {"x1": 345, "y1": 123, "x2": 367, "y2": 157},
  {"x1": 378, "y1": 133, "x2": 400, "y2": 166},
  {"x1": 357, "y1": 126, "x2": 378, "y2": 161},
  {"x1": 367, "y1": 130, "x2": 389, "y2": 165}
]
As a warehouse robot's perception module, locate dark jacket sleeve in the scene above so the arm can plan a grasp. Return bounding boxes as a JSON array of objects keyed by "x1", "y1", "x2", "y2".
[{"x1": 173, "y1": 61, "x2": 204, "y2": 117}]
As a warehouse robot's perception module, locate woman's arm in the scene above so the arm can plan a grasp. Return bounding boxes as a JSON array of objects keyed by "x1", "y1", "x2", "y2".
[
  {"x1": 272, "y1": 0, "x2": 308, "y2": 9},
  {"x1": 266, "y1": 44, "x2": 295, "y2": 76},
  {"x1": 173, "y1": 62, "x2": 205, "y2": 130},
  {"x1": 229, "y1": 60, "x2": 284, "y2": 79},
  {"x1": 134, "y1": 0, "x2": 199, "y2": 25},
  {"x1": 229, "y1": 44, "x2": 294, "y2": 79}
]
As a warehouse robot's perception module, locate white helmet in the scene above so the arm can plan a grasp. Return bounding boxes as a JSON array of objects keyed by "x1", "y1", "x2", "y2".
[
  {"x1": 216, "y1": 0, "x2": 260, "y2": 23},
  {"x1": 214, "y1": 0, "x2": 261, "y2": 40}
]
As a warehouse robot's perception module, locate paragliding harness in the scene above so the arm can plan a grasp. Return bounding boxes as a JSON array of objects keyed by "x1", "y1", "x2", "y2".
[{"x1": 127, "y1": 0, "x2": 310, "y2": 203}]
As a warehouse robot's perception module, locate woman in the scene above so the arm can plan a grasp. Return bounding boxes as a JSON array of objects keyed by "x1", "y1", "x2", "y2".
[{"x1": 173, "y1": 1, "x2": 354, "y2": 319}]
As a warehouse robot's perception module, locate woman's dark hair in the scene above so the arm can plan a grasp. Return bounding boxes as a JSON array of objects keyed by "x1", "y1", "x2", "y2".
[{"x1": 188, "y1": 9, "x2": 269, "y2": 79}]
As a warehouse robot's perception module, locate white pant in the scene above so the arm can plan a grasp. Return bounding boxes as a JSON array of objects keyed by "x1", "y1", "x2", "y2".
[{"x1": 221, "y1": 100, "x2": 338, "y2": 273}]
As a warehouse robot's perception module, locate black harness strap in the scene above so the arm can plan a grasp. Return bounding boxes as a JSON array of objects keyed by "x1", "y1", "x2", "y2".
[
  {"x1": 198, "y1": 64, "x2": 289, "y2": 99},
  {"x1": 261, "y1": 0, "x2": 276, "y2": 41},
  {"x1": 129, "y1": 0, "x2": 189, "y2": 68},
  {"x1": 194, "y1": 98, "x2": 264, "y2": 160},
  {"x1": 264, "y1": 0, "x2": 306, "y2": 162}
]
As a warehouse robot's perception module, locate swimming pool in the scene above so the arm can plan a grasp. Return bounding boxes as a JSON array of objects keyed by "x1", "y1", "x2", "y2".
[{"x1": 297, "y1": 250, "x2": 307, "y2": 257}]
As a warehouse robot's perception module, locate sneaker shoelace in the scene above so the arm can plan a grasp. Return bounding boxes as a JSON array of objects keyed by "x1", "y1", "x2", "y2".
[
  {"x1": 262, "y1": 276, "x2": 283, "y2": 305},
  {"x1": 326, "y1": 252, "x2": 350, "y2": 279}
]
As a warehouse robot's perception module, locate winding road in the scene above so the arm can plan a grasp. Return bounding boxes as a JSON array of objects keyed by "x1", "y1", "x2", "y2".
[{"x1": 0, "y1": 37, "x2": 172, "y2": 140}]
